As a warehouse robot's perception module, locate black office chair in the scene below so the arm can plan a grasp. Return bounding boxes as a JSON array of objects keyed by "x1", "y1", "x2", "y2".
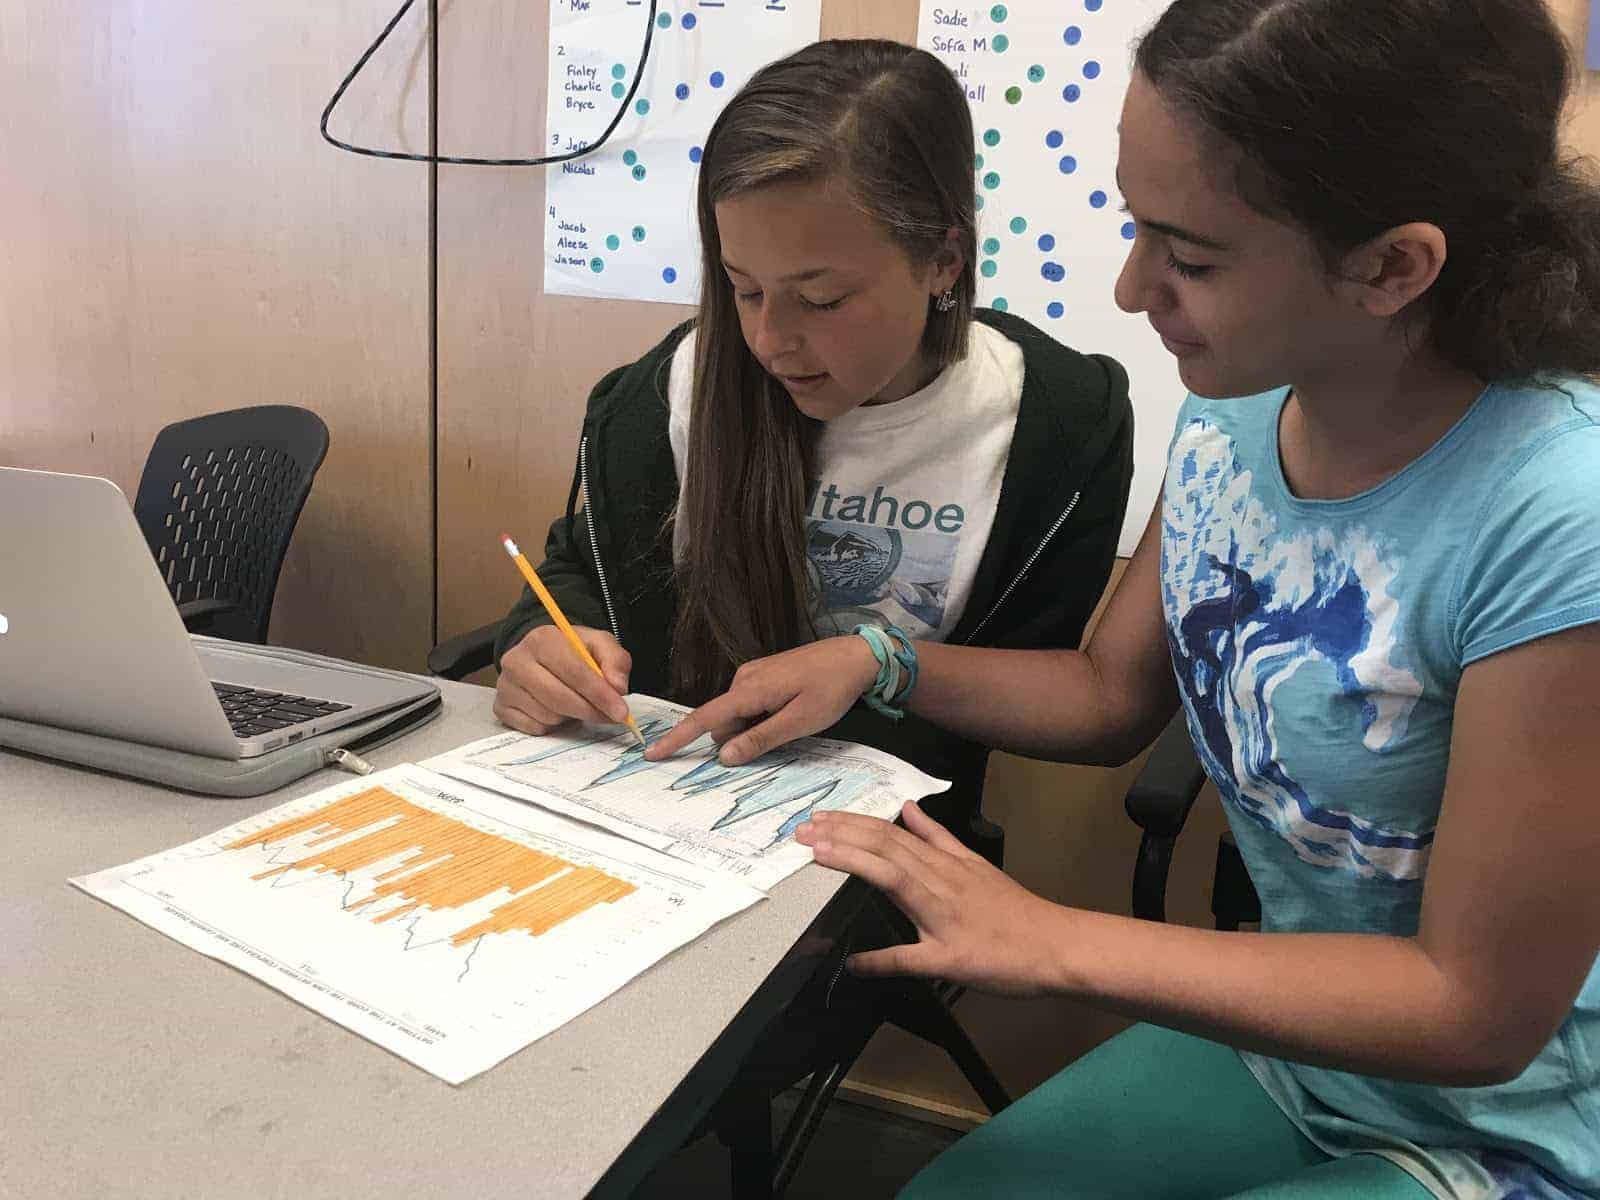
[
  {"x1": 1124, "y1": 711, "x2": 1262, "y2": 930},
  {"x1": 132, "y1": 405, "x2": 329, "y2": 645}
]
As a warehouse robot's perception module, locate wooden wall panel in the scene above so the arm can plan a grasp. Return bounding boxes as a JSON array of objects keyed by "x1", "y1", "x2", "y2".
[{"x1": 0, "y1": 1, "x2": 434, "y2": 669}]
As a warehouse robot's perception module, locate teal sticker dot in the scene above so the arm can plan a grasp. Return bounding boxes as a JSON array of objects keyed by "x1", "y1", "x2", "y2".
[
  {"x1": 611, "y1": 63, "x2": 626, "y2": 80},
  {"x1": 1005, "y1": 85, "x2": 1022, "y2": 104},
  {"x1": 983, "y1": 237, "x2": 1000, "y2": 254},
  {"x1": 976, "y1": 194, "x2": 986, "y2": 210},
  {"x1": 631, "y1": 225, "x2": 646, "y2": 242},
  {"x1": 1027, "y1": 64, "x2": 1046, "y2": 83},
  {"x1": 983, "y1": 171, "x2": 1000, "y2": 189},
  {"x1": 983, "y1": 128, "x2": 1001, "y2": 147},
  {"x1": 656, "y1": 11, "x2": 672, "y2": 27},
  {"x1": 993, "y1": 33, "x2": 1010, "y2": 52},
  {"x1": 622, "y1": 149, "x2": 638, "y2": 166},
  {"x1": 631, "y1": 164, "x2": 647, "y2": 181},
  {"x1": 991, "y1": 4, "x2": 1008, "y2": 20},
  {"x1": 611, "y1": 82, "x2": 625, "y2": 98},
  {"x1": 1009, "y1": 216, "x2": 1028, "y2": 234},
  {"x1": 590, "y1": 257, "x2": 605, "y2": 273},
  {"x1": 605, "y1": 234, "x2": 621, "y2": 251},
  {"x1": 974, "y1": 152, "x2": 985, "y2": 169},
  {"x1": 980, "y1": 259, "x2": 998, "y2": 278},
  {"x1": 992, "y1": 297, "x2": 1009, "y2": 312},
  {"x1": 635, "y1": 98, "x2": 650, "y2": 116}
]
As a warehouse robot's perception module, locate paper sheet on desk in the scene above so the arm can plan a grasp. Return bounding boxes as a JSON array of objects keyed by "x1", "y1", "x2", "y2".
[
  {"x1": 423, "y1": 694, "x2": 951, "y2": 893},
  {"x1": 70, "y1": 764, "x2": 762, "y2": 1085}
]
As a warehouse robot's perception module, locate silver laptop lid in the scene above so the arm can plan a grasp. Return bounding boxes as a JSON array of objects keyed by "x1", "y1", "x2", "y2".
[{"x1": 0, "y1": 467, "x2": 242, "y2": 757}]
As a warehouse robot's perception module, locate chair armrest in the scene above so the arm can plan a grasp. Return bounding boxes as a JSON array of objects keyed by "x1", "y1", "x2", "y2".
[
  {"x1": 177, "y1": 596, "x2": 238, "y2": 628},
  {"x1": 427, "y1": 622, "x2": 499, "y2": 681},
  {"x1": 1123, "y1": 710, "x2": 1208, "y2": 838}
]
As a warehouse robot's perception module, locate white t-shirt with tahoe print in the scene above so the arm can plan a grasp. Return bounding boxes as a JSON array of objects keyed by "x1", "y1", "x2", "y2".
[{"x1": 667, "y1": 321, "x2": 1023, "y2": 642}]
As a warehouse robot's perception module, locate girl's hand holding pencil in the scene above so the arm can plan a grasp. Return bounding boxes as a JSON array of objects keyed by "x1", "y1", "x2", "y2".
[{"x1": 492, "y1": 536, "x2": 646, "y2": 745}]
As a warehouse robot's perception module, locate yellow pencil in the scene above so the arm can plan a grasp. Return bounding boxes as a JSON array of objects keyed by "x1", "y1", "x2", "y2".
[{"x1": 500, "y1": 534, "x2": 646, "y2": 747}]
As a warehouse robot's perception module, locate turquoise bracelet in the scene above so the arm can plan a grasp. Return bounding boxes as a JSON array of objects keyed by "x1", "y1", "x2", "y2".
[{"x1": 853, "y1": 624, "x2": 919, "y2": 721}]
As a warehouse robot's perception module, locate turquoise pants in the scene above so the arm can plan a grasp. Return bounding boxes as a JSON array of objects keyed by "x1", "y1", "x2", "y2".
[{"x1": 901, "y1": 1024, "x2": 1432, "y2": 1199}]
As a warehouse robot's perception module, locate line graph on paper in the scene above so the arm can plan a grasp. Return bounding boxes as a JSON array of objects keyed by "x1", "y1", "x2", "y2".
[
  {"x1": 425, "y1": 695, "x2": 951, "y2": 892},
  {"x1": 70, "y1": 765, "x2": 760, "y2": 1084}
]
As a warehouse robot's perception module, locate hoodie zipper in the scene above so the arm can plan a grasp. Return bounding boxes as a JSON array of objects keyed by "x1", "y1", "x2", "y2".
[
  {"x1": 962, "y1": 490, "x2": 1081, "y2": 645},
  {"x1": 579, "y1": 436, "x2": 623, "y2": 644}
]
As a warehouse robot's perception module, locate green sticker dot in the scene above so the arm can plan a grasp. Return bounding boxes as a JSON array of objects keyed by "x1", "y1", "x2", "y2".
[
  {"x1": 1009, "y1": 216, "x2": 1028, "y2": 234},
  {"x1": 605, "y1": 234, "x2": 621, "y2": 251},
  {"x1": 1005, "y1": 86, "x2": 1023, "y2": 104},
  {"x1": 992, "y1": 297, "x2": 1009, "y2": 312},
  {"x1": 631, "y1": 164, "x2": 647, "y2": 181},
  {"x1": 983, "y1": 171, "x2": 1001, "y2": 190},
  {"x1": 635, "y1": 98, "x2": 651, "y2": 116},
  {"x1": 993, "y1": 33, "x2": 1010, "y2": 52},
  {"x1": 612, "y1": 82, "x2": 625, "y2": 98},
  {"x1": 980, "y1": 259, "x2": 998, "y2": 278},
  {"x1": 590, "y1": 257, "x2": 605, "y2": 273},
  {"x1": 631, "y1": 225, "x2": 647, "y2": 242},
  {"x1": 611, "y1": 63, "x2": 626, "y2": 80},
  {"x1": 990, "y1": 4, "x2": 1008, "y2": 20},
  {"x1": 983, "y1": 128, "x2": 1001, "y2": 147},
  {"x1": 983, "y1": 237, "x2": 1000, "y2": 254},
  {"x1": 1028, "y1": 64, "x2": 1046, "y2": 83}
]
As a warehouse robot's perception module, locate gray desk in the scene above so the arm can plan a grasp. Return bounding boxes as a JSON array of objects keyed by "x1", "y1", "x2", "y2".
[{"x1": 2, "y1": 681, "x2": 851, "y2": 1198}]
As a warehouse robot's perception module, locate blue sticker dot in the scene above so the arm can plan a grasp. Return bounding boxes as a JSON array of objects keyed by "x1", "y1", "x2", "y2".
[
  {"x1": 612, "y1": 82, "x2": 625, "y2": 99},
  {"x1": 981, "y1": 259, "x2": 998, "y2": 278},
  {"x1": 992, "y1": 297, "x2": 1009, "y2": 312},
  {"x1": 1059, "y1": 156, "x2": 1077, "y2": 174},
  {"x1": 635, "y1": 98, "x2": 650, "y2": 116},
  {"x1": 682, "y1": 12, "x2": 697, "y2": 28},
  {"x1": 1083, "y1": 60, "x2": 1102, "y2": 80},
  {"x1": 1041, "y1": 261, "x2": 1066, "y2": 282},
  {"x1": 1045, "y1": 129, "x2": 1064, "y2": 149},
  {"x1": 632, "y1": 225, "x2": 647, "y2": 242},
  {"x1": 605, "y1": 234, "x2": 621, "y2": 251},
  {"x1": 1063, "y1": 84, "x2": 1081, "y2": 103},
  {"x1": 689, "y1": 145, "x2": 703, "y2": 163},
  {"x1": 1009, "y1": 216, "x2": 1028, "y2": 234},
  {"x1": 709, "y1": 70, "x2": 726, "y2": 88},
  {"x1": 1047, "y1": 300, "x2": 1065, "y2": 318},
  {"x1": 1037, "y1": 233, "x2": 1057, "y2": 251},
  {"x1": 1027, "y1": 65, "x2": 1045, "y2": 83},
  {"x1": 675, "y1": 83, "x2": 690, "y2": 100},
  {"x1": 632, "y1": 164, "x2": 647, "y2": 181},
  {"x1": 622, "y1": 149, "x2": 638, "y2": 166},
  {"x1": 1090, "y1": 190, "x2": 1108, "y2": 208},
  {"x1": 983, "y1": 236, "x2": 1001, "y2": 254},
  {"x1": 1086, "y1": 0, "x2": 1103, "y2": 10},
  {"x1": 1064, "y1": 25, "x2": 1082, "y2": 45},
  {"x1": 611, "y1": 63, "x2": 627, "y2": 80},
  {"x1": 657, "y1": 11, "x2": 672, "y2": 28},
  {"x1": 662, "y1": 267, "x2": 678, "y2": 283},
  {"x1": 591, "y1": 257, "x2": 605, "y2": 273}
]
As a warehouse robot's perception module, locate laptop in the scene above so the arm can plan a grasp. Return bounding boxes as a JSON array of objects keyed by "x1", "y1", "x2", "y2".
[{"x1": 0, "y1": 466, "x2": 437, "y2": 759}]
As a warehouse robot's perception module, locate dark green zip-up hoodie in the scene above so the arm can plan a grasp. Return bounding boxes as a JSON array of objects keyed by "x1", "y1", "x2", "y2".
[{"x1": 496, "y1": 309, "x2": 1134, "y2": 831}]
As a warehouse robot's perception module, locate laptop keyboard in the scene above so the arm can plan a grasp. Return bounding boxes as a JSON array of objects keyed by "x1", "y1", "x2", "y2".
[{"x1": 212, "y1": 682, "x2": 352, "y2": 739}]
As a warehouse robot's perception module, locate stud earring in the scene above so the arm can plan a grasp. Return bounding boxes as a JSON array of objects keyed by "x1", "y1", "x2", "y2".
[{"x1": 935, "y1": 289, "x2": 957, "y2": 312}]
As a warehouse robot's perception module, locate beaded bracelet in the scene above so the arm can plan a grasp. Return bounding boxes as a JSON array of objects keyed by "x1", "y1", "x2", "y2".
[{"x1": 853, "y1": 623, "x2": 919, "y2": 721}]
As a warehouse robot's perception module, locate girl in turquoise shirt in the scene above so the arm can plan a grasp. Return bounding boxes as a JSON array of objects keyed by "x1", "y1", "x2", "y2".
[{"x1": 649, "y1": 1, "x2": 1600, "y2": 1195}]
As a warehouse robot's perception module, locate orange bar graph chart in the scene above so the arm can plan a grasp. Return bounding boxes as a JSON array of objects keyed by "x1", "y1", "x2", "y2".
[{"x1": 226, "y1": 786, "x2": 636, "y2": 944}]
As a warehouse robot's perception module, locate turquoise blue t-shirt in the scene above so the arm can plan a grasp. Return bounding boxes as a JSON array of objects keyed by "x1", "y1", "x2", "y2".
[{"x1": 1160, "y1": 377, "x2": 1600, "y2": 1199}]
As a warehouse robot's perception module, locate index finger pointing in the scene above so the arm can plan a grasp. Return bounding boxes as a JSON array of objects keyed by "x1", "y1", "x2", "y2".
[{"x1": 645, "y1": 692, "x2": 747, "y2": 760}]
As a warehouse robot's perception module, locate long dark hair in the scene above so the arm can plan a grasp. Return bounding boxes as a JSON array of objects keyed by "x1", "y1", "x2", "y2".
[
  {"x1": 1135, "y1": 0, "x2": 1600, "y2": 382},
  {"x1": 671, "y1": 39, "x2": 977, "y2": 701}
]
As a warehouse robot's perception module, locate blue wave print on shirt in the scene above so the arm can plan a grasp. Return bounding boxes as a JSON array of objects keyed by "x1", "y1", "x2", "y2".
[{"x1": 1162, "y1": 418, "x2": 1434, "y2": 882}]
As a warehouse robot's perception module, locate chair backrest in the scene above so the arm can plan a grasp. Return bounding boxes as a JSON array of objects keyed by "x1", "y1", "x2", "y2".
[{"x1": 132, "y1": 405, "x2": 329, "y2": 644}]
